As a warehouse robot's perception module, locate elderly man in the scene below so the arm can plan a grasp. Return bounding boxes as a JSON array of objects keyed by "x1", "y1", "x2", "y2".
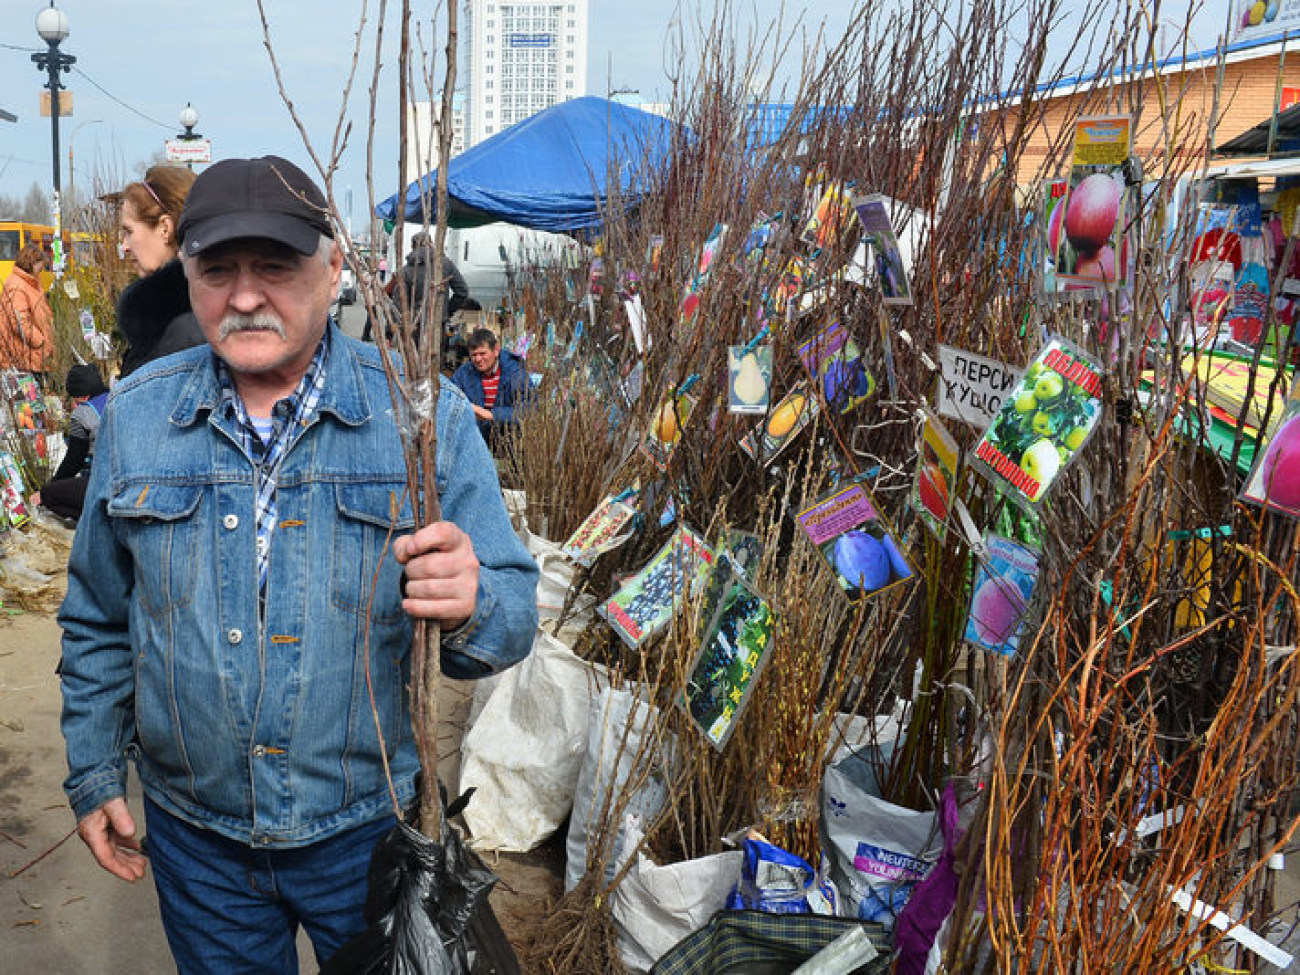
[{"x1": 58, "y1": 156, "x2": 538, "y2": 974}]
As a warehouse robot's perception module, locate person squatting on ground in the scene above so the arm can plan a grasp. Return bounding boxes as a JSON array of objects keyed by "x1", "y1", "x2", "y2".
[
  {"x1": 0, "y1": 242, "x2": 56, "y2": 379},
  {"x1": 33, "y1": 364, "x2": 109, "y2": 524},
  {"x1": 114, "y1": 164, "x2": 207, "y2": 379},
  {"x1": 449, "y1": 327, "x2": 529, "y2": 447},
  {"x1": 58, "y1": 155, "x2": 539, "y2": 974}
]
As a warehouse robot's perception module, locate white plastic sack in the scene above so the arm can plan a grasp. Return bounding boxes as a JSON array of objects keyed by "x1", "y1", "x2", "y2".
[
  {"x1": 610, "y1": 817, "x2": 742, "y2": 974},
  {"x1": 459, "y1": 630, "x2": 608, "y2": 852},
  {"x1": 467, "y1": 523, "x2": 596, "y2": 728},
  {"x1": 821, "y1": 761, "x2": 943, "y2": 930},
  {"x1": 502, "y1": 488, "x2": 529, "y2": 534},
  {"x1": 826, "y1": 699, "x2": 909, "y2": 766},
  {"x1": 521, "y1": 522, "x2": 599, "y2": 644},
  {"x1": 565, "y1": 686, "x2": 672, "y2": 891}
]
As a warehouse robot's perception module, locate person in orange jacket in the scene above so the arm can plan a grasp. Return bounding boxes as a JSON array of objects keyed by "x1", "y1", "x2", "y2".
[{"x1": 0, "y1": 242, "x2": 56, "y2": 379}]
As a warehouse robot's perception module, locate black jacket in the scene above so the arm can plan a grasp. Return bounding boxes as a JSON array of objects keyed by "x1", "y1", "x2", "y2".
[
  {"x1": 399, "y1": 249, "x2": 470, "y2": 324},
  {"x1": 115, "y1": 258, "x2": 206, "y2": 379}
]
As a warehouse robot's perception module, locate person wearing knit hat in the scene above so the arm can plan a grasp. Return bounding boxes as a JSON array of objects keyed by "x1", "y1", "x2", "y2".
[{"x1": 33, "y1": 365, "x2": 111, "y2": 524}]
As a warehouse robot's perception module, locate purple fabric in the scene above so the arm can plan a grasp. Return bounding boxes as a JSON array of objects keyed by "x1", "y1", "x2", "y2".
[{"x1": 894, "y1": 784, "x2": 961, "y2": 974}]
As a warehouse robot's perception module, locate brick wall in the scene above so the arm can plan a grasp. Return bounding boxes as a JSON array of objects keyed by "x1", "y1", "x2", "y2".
[{"x1": 987, "y1": 51, "x2": 1300, "y2": 184}]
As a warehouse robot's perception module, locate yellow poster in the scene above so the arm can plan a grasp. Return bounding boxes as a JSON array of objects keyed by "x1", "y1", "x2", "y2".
[{"x1": 1071, "y1": 115, "x2": 1132, "y2": 169}]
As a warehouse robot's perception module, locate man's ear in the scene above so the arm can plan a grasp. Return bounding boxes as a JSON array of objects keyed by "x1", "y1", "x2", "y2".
[{"x1": 328, "y1": 242, "x2": 344, "y2": 288}]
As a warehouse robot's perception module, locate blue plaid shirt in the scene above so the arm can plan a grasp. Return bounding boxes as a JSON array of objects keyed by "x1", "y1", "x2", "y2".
[{"x1": 215, "y1": 329, "x2": 329, "y2": 603}]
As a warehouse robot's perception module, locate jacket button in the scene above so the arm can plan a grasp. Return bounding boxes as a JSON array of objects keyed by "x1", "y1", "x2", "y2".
[
  {"x1": 252, "y1": 745, "x2": 266, "y2": 758},
  {"x1": 223, "y1": 514, "x2": 239, "y2": 530},
  {"x1": 227, "y1": 628, "x2": 243, "y2": 645}
]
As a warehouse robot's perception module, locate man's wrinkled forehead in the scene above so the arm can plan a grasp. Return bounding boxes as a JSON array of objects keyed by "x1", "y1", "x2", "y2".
[{"x1": 191, "y1": 237, "x2": 306, "y2": 265}]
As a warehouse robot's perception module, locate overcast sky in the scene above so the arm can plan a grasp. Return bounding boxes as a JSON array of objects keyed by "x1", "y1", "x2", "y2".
[{"x1": 0, "y1": 0, "x2": 1225, "y2": 225}]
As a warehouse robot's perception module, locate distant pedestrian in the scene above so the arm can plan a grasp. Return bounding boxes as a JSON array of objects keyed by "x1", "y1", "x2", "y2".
[
  {"x1": 364, "y1": 231, "x2": 470, "y2": 346},
  {"x1": 114, "y1": 164, "x2": 206, "y2": 378},
  {"x1": 450, "y1": 326, "x2": 529, "y2": 447},
  {"x1": 0, "y1": 242, "x2": 56, "y2": 379}
]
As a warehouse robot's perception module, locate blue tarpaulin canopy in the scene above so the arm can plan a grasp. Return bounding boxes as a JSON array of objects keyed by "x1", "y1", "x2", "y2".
[{"x1": 375, "y1": 96, "x2": 681, "y2": 235}]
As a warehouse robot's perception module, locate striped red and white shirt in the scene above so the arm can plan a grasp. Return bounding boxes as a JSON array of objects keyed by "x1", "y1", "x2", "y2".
[{"x1": 481, "y1": 367, "x2": 501, "y2": 409}]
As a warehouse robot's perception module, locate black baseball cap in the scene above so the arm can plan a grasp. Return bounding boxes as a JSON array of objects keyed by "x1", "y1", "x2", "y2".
[{"x1": 177, "y1": 155, "x2": 334, "y2": 258}]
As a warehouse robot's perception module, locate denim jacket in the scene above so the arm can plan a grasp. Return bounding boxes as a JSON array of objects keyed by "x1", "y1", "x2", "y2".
[{"x1": 60, "y1": 324, "x2": 538, "y2": 847}]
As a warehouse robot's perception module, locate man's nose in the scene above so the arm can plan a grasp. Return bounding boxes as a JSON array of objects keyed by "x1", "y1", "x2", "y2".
[{"x1": 228, "y1": 267, "x2": 266, "y2": 312}]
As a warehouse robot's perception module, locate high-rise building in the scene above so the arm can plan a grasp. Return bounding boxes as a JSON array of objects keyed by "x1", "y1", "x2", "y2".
[
  {"x1": 461, "y1": 0, "x2": 588, "y2": 147},
  {"x1": 404, "y1": 95, "x2": 466, "y2": 186}
]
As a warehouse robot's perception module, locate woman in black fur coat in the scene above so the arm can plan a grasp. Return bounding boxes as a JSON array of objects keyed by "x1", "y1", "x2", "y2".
[{"x1": 114, "y1": 165, "x2": 206, "y2": 378}]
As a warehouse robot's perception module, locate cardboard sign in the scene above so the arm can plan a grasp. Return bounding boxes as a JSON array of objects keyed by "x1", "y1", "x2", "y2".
[{"x1": 936, "y1": 345, "x2": 1022, "y2": 429}]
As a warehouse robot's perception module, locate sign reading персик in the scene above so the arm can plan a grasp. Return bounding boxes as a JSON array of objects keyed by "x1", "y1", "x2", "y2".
[{"x1": 936, "y1": 345, "x2": 1021, "y2": 429}]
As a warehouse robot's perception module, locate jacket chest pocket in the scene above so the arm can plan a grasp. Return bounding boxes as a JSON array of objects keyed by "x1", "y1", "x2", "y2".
[
  {"x1": 108, "y1": 483, "x2": 203, "y2": 618},
  {"x1": 332, "y1": 482, "x2": 414, "y2": 624}
]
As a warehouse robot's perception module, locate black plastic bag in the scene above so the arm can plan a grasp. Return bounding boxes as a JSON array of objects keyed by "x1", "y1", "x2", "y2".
[{"x1": 321, "y1": 796, "x2": 520, "y2": 975}]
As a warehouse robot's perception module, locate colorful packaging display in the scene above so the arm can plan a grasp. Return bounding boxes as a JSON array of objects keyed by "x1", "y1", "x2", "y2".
[
  {"x1": 798, "y1": 319, "x2": 876, "y2": 416},
  {"x1": 963, "y1": 533, "x2": 1041, "y2": 657},
  {"x1": 641, "y1": 391, "x2": 696, "y2": 471},
  {"x1": 1240, "y1": 373, "x2": 1300, "y2": 519},
  {"x1": 598, "y1": 526, "x2": 715, "y2": 648},
  {"x1": 852, "y1": 193, "x2": 913, "y2": 306},
  {"x1": 739, "y1": 383, "x2": 821, "y2": 465},
  {"x1": 970, "y1": 336, "x2": 1104, "y2": 506},
  {"x1": 1054, "y1": 114, "x2": 1132, "y2": 291},
  {"x1": 681, "y1": 574, "x2": 775, "y2": 749},
  {"x1": 796, "y1": 479, "x2": 913, "y2": 601},
  {"x1": 728, "y1": 344, "x2": 773, "y2": 414},
  {"x1": 908, "y1": 410, "x2": 961, "y2": 542},
  {"x1": 562, "y1": 495, "x2": 638, "y2": 567}
]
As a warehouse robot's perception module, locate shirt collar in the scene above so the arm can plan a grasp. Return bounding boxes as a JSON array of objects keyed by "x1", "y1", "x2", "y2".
[{"x1": 215, "y1": 326, "x2": 331, "y2": 424}]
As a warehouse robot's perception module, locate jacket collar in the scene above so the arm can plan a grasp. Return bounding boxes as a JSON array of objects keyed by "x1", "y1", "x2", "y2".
[
  {"x1": 169, "y1": 322, "x2": 372, "y2": 428},
  {"x1": 116, "y1": 259, "x2": 192, "y2": 345},
  {"x1": 6, "y1": 267, "x2": 40, "y2": 292}
]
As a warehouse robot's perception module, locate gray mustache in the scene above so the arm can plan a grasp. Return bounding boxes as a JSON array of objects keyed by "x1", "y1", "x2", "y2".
[{"x1": 219, "y1": 314, "x2": 288, "y2": 340}]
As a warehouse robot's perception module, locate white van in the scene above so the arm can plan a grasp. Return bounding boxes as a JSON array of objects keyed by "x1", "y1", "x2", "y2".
[{"x1": 391, "y1": 222, "x2": 584, "y2": 307}]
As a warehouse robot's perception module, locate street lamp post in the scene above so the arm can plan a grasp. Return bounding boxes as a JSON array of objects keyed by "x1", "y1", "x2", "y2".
[
  {"x1": 177, "y1": 103, "x2": 201, "y2": 170},
  {"x1": 32, "y1": 2, "x2": 75, "y2": 266}
]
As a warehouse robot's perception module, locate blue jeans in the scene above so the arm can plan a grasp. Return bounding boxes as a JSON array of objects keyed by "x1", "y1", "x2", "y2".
[{"x1": 144, "y1": 798, "x2": 396, "y2": 974}]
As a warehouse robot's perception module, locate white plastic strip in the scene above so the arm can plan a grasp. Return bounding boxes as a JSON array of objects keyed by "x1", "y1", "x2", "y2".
[
  {"x1": 1112, "y1": 804, "x2": 1188, "y2": 845},
  {"x1": 1169, "y1": 886, "x2": 1294, "y2": 969}
]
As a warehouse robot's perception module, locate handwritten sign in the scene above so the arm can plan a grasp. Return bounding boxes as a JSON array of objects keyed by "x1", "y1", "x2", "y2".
[{"x1": 937, "y1": 345, "x2": 1021, "y2": 428}]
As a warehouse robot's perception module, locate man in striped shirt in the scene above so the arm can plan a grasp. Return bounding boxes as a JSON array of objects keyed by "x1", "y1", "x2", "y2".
[{"x1": 450, "y1": 327, "x2": 529, "y2": 448}]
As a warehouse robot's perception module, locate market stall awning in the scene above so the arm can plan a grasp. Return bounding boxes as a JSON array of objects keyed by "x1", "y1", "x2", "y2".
[
  {"x1": 375, "y1": 96, "x2": 682, "y2": 235},
  {"x1": 1215, "y1": 102, "x2": 1300, "y2": 158}
]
